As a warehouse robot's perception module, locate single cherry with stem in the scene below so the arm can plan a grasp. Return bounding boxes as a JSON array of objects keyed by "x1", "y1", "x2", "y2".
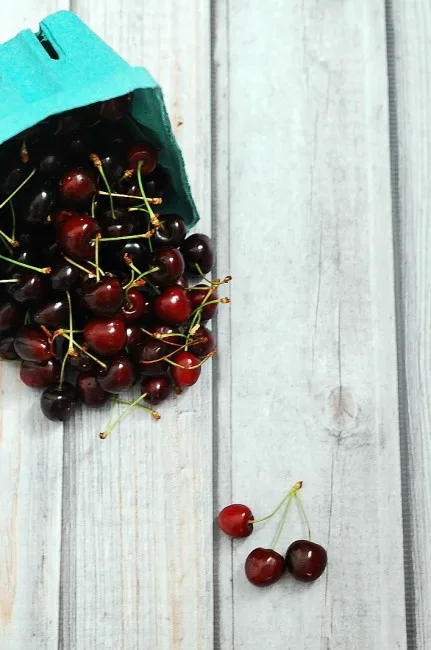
[
  {"x1": 169, "y1": 349, "x2": 215, "y2": 388},
  {"x1": 141, "y1": 375, "x2": 172, "y2": 404}
]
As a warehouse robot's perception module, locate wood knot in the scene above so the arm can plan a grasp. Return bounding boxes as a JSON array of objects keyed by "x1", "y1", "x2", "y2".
[{"x1": 326, "y1": 386, "x2": 357, "y2": 431}]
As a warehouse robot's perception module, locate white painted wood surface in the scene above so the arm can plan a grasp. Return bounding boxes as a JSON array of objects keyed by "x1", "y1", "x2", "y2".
[{"x1": 1, "y1": 0, "x2": 428, "y2": 648}]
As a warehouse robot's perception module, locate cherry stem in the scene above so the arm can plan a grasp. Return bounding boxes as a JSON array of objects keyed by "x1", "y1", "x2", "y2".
[
  {"x1": 0, "y1": 168, "x2": 36, "y2": 211},
  {"x1": 95, "y1": 234, "x2": 101, "y2": 282},
  {"x1": 0, "y1": 229, "x2": 18, "y2": 248},
  {"x1": 20, "y1": 140, "x2": 29, "y2": 164},
  {"x1": 142, "y1": 329, "x2": 189, "y2": 347},
  {"x1": 294, "y1": 492, "x2": 312, "y2": 541},
  {"x1": 24, "y1": 311, "x2": 31, "y2": 325},
  {"x1": 165, "y1": 349, "x2": 216, "y2": 369},
  {"x1": 249, "y1": 486, "x2": 299, "y2": 526},
  {"x1": 99, "y1": 393, "x2": 160, "y2": 439},
  {"x1": 58, "y1": 347, "x2": 69, "y2": 390},
  {"x1": 90, "y1": 154, "x2": 115, "y2": 219},
  {"x1": 97, "y1": 190, "x2": 162, "y2": 205},
  {"x1": 91, "y1": 194, "x2": 96, "y2": 219},
  {"x1": 59, "y1": 332, "x2": 106, "y2": 369},
  {"x1": 0, "y1": 278, "x2": 19, "y2": 284},
  {"x1": 96, "y1": 232, "x2": 154, "y2": 243},
  {"x1": 10, "y1": 201, "x2": 16, "y2": 241},
  {"x1": 271, "y1": 494, "x2": 294, "y2": 550},
  {"x1": 62, "y1": 256, "x2": 95, "y2": 277},
  {"x1": 136, "y1": 160, "x2": 159, "y2": 249},
  {"x1": 87, "y1": 260, "x2": 106, "y2": 276},
  {"x1": 0, "y1": 254, "x2": 51, "y2": 274},
  {"x1": 66, "y1": 291, "x2": 74, "y2": 354}
]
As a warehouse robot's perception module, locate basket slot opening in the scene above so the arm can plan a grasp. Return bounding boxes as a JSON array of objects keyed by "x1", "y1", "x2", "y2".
[{"x1": 36, "y1": 31, "x2": 59, "y2": 60}]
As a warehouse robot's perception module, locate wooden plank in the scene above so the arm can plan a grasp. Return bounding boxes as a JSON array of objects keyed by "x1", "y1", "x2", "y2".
[
  {"x1": 213, "y1": 2, "x2": 407, "y2": 648},
  {"x1": 0, "y1": 7, "x2": 69, "y2": 650},
  {"x1": 60, "y1": 2, "x2": 213, "y2": 649},
  {"x1": 389, "y1": 2, "x2": 431, "y2": 647}
]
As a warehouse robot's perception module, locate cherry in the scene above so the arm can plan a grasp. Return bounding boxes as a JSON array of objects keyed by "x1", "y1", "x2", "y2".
[
  {"x1": 1, "y1": 164, "x2": 28, "y2": 197},
  {"x1": 141, "y1": 375, "x2": 172, "y2": 404},
  {"x1": 105, "y1": 240, "x2": 147, "y2": 270},
  {"x1": 59, "y1": 168, "x2": 96, "y2": 208},
  {"x1": 33, "y1": 298, "x2": 69, "y2": 328},
  {"x1": 100, "y1": 94, "x2": 131, "y2": 121},
  {"x1": 97, "y1": 356, "x2": 135, "y2": 393},
  {"x1": 0, "y1": 300, "x2": 22, "y2": 332},
  {"x1": 100, "y1": 209, "x2": 135, "y2": 238},
  {"x1": 83, "y1": 317, "x2": 126, "y2": 355},
  {"x1": 82, "y1": 277, "x2": 124, "y2": 315},
  {"x1": 181, "y1": 234, "x2": 214, "y2": 275},
  {"x1": 69, "y1": 348, "x2": 97, "y2": 373},
  {"x1": 121, "y1": 288, "x2": 150, "y2": 323},
  {"x1": 189, "y1": 284, "x2": 219, "y2": 321},
  {"x1": 56, "y1": 212, "x2": 100, "y2": 260},
  {"x1": 7, "y1": 272, "x2": 47, "y2": 305},
  {"x1": 40, "y1": 382, "x2": 77, "y2": 421},
  {"x1": 22, "y1": 182, "x2": 57, "y2": 224},
  {"x1": 136, "y1": 338, "x2": 168, "y2": 375},
  {"x1": 14, "y1": 326, "x2": 53, "y2": 363},
  {"x1": 217, "y1": 504, "x2": 254, "y2": 538},
  {"x1": 192, "y1": 325, "x2": 215, "y2": 358},
  {"x1": 51, "y1": 262, "x2": 80, "y2": 292},
  {"x1": 170, "y1": 350, "x2": 201, "y2": 387},
  {"x1": 0, "y1": 336, "x2": 18, "y2": 360},
  {"x1": 125, "y1": 325, "x2": 142, "y2": 350},
  {"x1": 38, "y1": 151, "x2": 66, "y2": 178},
  {"x1": 98, "y1": 150, "x2": 125, "y2": 183},
  {"x1": 53, "y1": 110, "x2": 85, "y2": 135},
  {"x1": 20, "y1": 359, "x2": 60, "y2": 388},
  {"x1": 150, "y1": 247, "x2": 185, "y2": 286},
  {"x1": 285, "y1": 540, "x2": 327, "y2": 582},
  {"x1": 77, "y1": 374, "x2": 111, "y2": 407},
  {"x1": 152, "y1": 214, "x2": 186, "y2": 248},
  {"x1": 66, "y1": 131, "x2": 96, "y2": 159},
  {"x1": 147, "y1": 323, "x2": 180, "y2": 346},
  {"x1": 127, "y1": 142, "x2": 158, "y2": 174},
  {"x1": 245, "y1": 548, "x2": 286, "y2": 588},
  {"x1": 175, "y1": 275, "x2": 189, "y2": 289},
  {"x1": 153, "y1": 286, "x2": 192, "y2": 325}
]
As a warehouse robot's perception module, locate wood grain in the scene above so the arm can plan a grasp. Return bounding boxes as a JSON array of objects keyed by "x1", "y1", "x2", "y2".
[
  {"x1": 213, "y1": 1, "x2": 407, "y2": 648},
  {"x1": 60, "y1": 2, "x2": 213, "y2": 649},
  {"x1": 390, "y1": 2, "x2": 431, "y2": 647}
]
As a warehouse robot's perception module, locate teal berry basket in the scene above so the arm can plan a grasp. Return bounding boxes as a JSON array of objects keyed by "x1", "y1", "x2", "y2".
[{"x1": 0, "y1": 10, "x2": 199, "y2": 227}]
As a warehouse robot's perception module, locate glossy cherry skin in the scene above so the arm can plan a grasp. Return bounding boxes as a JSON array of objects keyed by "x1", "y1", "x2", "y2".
[
  {"x1": 97, "y1": 356, "x2": 135, "y2": 393},
  {"x1": 100, "y1": 94, "x2": 131, "y2": 121},
  {"x1": 181, "y1": 234, "x2": 214, "y2": 275},
  {"x1": 8, "y1": 272, "x2": 47, "y2": 305},
  {"x1": 285, "y1": 540, "x2": 327, "y2": 582},
  {"x1": 121, "y1": 289, "x2": 151, "y2": 323},
  {"x1": 14, "y1": 326, "x2": 53, "y2": 363},
  {"x1": 127, "y1": 142, "x2": 158, "y2": 174},
  {"x1": 141, "y1": 375, "x2": 172, "y2": 404},
  {"x1": 38, "y1": 151, "x2": 66, "y2": 178},
  {"x1": 98, "y1": 150, "x2": 125, "y2": 183},
  {"x1": 51, "y1": 262, "x2": 80, "y2": 292},
  {"x1": 150, "y1": 247, "x2": 185, "y2": 287},
  {"x1": 136, "y1": 338, "x2": 168, "y2": 375},
  {"x1": 217, "y1": 504, "x2": 254, "y2": 538},
  {"x1": 152, "y1": 214, "x2": 186, "y2": 248},
  {"x1": 59, "y1": 168, "x2": 96, "y2": 208},
  {"x1": 125, "y1": 326, "x2": 142, "y2": 350},
  {"x1": 20, "y1": 359, "x2": 60, "y2": 388},
  {"x1": 153, "y1": 286, "x2": 192, "y2": 325},
  {"x1": 82, "y1": 277, "x2": 124, "y2": 315},
  {"x1": 170, "y1": 350, "x2": 201, "y2": 387},
  {"x1": 77, "y1": 374, "x2": 111, "y2": 407},
  {"x1": 245, "y1": 548, "x2": 286, "y2": 587},
  {"x1": 0, "y1": 300, "x2": 22, "y2": 332},
  {"x1": 192, "y1": 325, "x2": 216, "y2": 358},
  {"x1": 0, "y1": 336, "x2": 18, "y2": 360},
  {"x1": 56, "y1": 212, "x2": 100, "y2": 260},
  {"x1": 40, "y1": 382, "x2": 77, "y2": 422},
  {"x1": 99, "y1": 208, "x2": 135, "y2": 238},
  {"x1": 33, "y1": 298, "x2": 69, "y2": 329},
  {"x1": 175, "y1": 275, "x2": 189, "y2": 289},
  {"x1": 21, "y1": 181, "x2": 57, "y2": 225},
  {"x1": 147, "y1": 323, "x2": 180, "y2": 346},
  {"x1": 189, "y1": 284, "x2": 218, "y2": 321},
  {"x1": 1, "y1": 164, "x2": 28, "y2": 197},
  {"x1": 83, "y1": 317, "x2": 126, "y2": 355}
]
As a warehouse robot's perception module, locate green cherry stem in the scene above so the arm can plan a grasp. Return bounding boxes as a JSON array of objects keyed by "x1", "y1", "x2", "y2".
[
  {"x1": 0, "y1": 254, "x2": 51, "y2": 274},
  {"x1": 249, "y1": 487, "x2": 298, "y2": 526},
  {"x1": 0, "y1": 168, "x2": 36, "y2": 211},
  {"x1": 97, "y1": 190, "x2": 162, "y2": 205},
  {"x1": 294, "y1": 491, "x2": 312, "y2": 541},
  {"x1": 99, "y1": 394, "x2": 160, "y2": 439},
  {"x1": 62, "y1": 255, "x2": 95, "y2": 277},
  {"x1": 66, "y1": 291, "x2": 74, "y2": 354},
  {"x1": 59, "y1": 332, "x2": 106, "y2": 369},
  {"x1": 96, "y1": 232, "x2": 154, "y2": 243},
  {"x1": 91, "y1": 194, "x2": 96, "y2": 219},
  {"x1": 94, "y1": 234, "x2": 101, "y2": 282},
  {"x1": 271, "y1": 494, "x2": 294, "y2": 550},
  {"x1": 86, "y1": 260, "x2": 105, "y2": 276},
  {"x1": 10, "y1": 200, "x2": 16, "y2": 241},
  {"x1": 90, "y1": 153, "x2": 115, "y2": 219},
  {"x1": 58, "y1": 348, "x2": 69, "y2": 390},
  {"x1": 0, "y1": 278, "x2": 19, "y2": 284}
]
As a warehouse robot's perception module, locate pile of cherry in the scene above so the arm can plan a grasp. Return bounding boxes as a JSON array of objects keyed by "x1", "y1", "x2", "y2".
[
  {"x1": 218, "y1": 482, "x2": 328, "y2": 588},
  {"x1": 0, "y1": 93, "x2": 227, "y2": 437}
]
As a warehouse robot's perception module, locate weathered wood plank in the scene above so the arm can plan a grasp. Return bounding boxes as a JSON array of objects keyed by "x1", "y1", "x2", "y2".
[
  {"x1": 389, "y1": 2, "x2": 431, "y2": 647},
  {"x1": 213, "y1": 2, "x2": 407, "y2": 648},
  {"x1": 60, "y1": 2, "x2": 213, "y2": 649}
]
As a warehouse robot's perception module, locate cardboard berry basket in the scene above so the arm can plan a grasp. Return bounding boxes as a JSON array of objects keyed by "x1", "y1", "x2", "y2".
[{"x1": 0, "y1": 10, "x2": 199, "y2": 227}]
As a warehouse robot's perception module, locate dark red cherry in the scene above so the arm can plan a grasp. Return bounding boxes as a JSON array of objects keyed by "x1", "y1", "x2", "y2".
[
  {"x1": 33, "y1": 298, "x2": 69, "y2": 329},
  {"x1": 147, "y1": 323, "x2": 180, "y2": 346},
  {"x1": 8, "y1": 272, "x2": 47, "y2": 305},
  {"x1": 83, "y1": 317, "x2": 126, "y2": 355},
  {"x1": 77, "y1": 374, "x2": 111, "y2": 407},
  {"x1": 285, "y1": 540, "x2": 327, "y2": 582},
  {"x1": 189, "y1": 284, "x2": 218, "y2": 321},
  {"x1": 56, "y1": 212, "x2": 100, "y2": 260},
  {"x1": 153, "y1": 286, "x2": 192, "y2": 325},
  {"x1": 170, "y1": 350, "x2": 201, "y2": 387},
  {"x1": 141, "y1": 375, "x2": 172, "y2": 404},
  {"x1": 20, "y1": 359, "x2": 60, "y2": 388},
  {"x1": 66, "y1": 131, "x2": 96, "y2": 159},
  {"x1": 152, "y1": 214, "x2": 186, "y2": 248},
  {"x1": 40, "y1": 382, "x2": 77, "y2": 421},
  {"x1": 69, "y1": 348, "x2": 96, "y2": 373},
  {"x1": 14, "y1": 326, "x2": 53, "y2": 363},
  {"x1": 121, "y1": 289, "x2": 151, "y2": 323},
  {"x1": 150, "y1": 247, "x2": 185, "y2": 287},
  {"x1": 125, "y1": 326, "x2": 142, "y2": 350},
  {"x1": 22, "y1": 182, "x2": 57, "y2": 224},
  {"x1": 98, "y1": 150, "x2": 125, "y2": 183},
  {"x1": 82, "y1": 277, "x2": 123, "y2": 315},
  {"x1": 181, "y1": 234, "x2": 214, "y2": 275},
  {"x1": 175, "y1": 275, "x2": 189, "y2": 289},
  {"x1": 0, "y1": 300, "x2": 22, "y2": 332},
  {"x1": 59, "y1": 168, "x2": 96, "y2": 208},
  {"x1": 245, "y1": 548, "x2": 286, "y2": 587},
  {"x1": 217, "y1": 504, "x2": 254, "y2": 538},
  {"x1": 100, "y1": 208, "x2": 134, "y2": 238},
  {"x1": 136, "y1": 338, "x2": 168, "y2": 375},
  {"x1": 100, "y1": 94, "x2": 132, "y2": 121},
  {"x1": 191, "y1": 325, "x2": 215, "y2": 358},
  {"x1": 0, "y1": 336, "x2": 18, "y2": 360},
  {"x1": 51, "y1": 262, "x2": 80, "y2": 292},
  {"x1": 38, "y1": 151, "x2": 66, "y2": 178},
  {"x1": 1, "y1": 164, "x2": 28, "y2": 197},
  {"x1": 105, "y1": 240, "x2": 147, "y2": 270},
  {"x1": 127, "y1": 142, "x2": 157, "y2": 174},
  {"x1": 97, "y1": 356, "x2": 135, "y2": 393}
]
